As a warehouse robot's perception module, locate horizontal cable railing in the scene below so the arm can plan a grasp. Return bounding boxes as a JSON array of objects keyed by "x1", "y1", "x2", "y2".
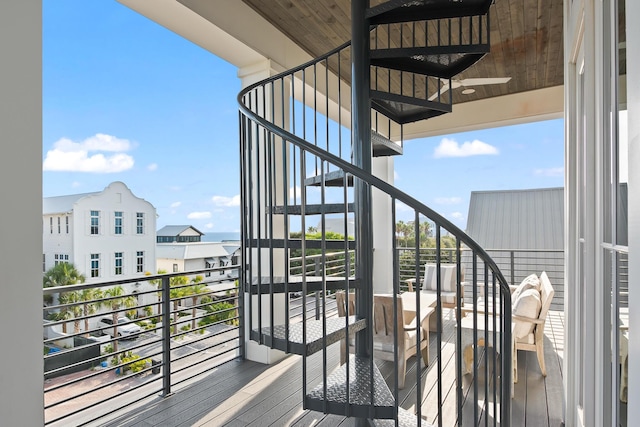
[
  {"x1": 396, "y1": 247, "x2": 565, "y2": 310},
  {"x1": 43, "y1": 266, "x2": 241, "y2": 426}
]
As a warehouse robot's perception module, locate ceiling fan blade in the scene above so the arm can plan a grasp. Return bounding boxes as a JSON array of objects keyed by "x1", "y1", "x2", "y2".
[
  {"x1": 428, "y1": 84, "x2": 450, "y2": 101},
  {"x1": 459, "y1": 77, "x2": 512, "y2": 87}
]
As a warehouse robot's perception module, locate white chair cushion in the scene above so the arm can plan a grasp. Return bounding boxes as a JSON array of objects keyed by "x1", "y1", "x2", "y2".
[
  {"x1": 512, "y1": 288, "x2": 542, "y2": 339},
  {"x1": 423, "y1": 264, "x2": 458, "y2": 292},
  {"x1": 421, "y1": 290, "x2": 457, "y2": 304},
  {"x1": 512, "y1": 273, "x2": 541, "y2": 301}
]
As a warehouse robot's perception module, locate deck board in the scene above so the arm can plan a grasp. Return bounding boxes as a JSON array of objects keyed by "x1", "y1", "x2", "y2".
[{"x1": 98, "y1": 311, "x2": 565, "y2": 427}]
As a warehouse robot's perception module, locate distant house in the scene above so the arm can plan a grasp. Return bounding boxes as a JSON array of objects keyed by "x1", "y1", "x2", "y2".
[
  {"x1": 42, "y1": 181, "x2": 157, "y2": 283},
  {"x1": 465, "y1": 187, "x2": 564, "y2": 309},
  {"x1": 156, "y1": 226, "x2": 240, "y2": 278},
  {"x1": 156, "y1": 225, "x2": 204, "y2": 243}
]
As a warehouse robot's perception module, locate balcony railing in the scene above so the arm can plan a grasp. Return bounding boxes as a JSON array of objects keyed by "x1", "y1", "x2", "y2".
[
  {"x1": 43, "y1": 266, "x2": 241, "y2": 426},
  {"x1": 396, "y1": 247, "x2": 565, "y2": 309}
]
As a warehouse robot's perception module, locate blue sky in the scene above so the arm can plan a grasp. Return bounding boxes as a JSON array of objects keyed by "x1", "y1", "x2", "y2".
[{"x1": 43, "y1": 1, "x2": 564, "y2": 233}]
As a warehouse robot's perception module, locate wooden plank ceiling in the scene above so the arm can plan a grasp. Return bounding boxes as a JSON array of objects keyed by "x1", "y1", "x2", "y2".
[{"x1": 241, "y1": 0, "x2": 563, "y2": 106}]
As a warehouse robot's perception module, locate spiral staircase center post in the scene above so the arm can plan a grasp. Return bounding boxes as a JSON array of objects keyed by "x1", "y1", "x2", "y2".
[{"x1": 351, "y1": 1, "x2": 374, "y2": 425}]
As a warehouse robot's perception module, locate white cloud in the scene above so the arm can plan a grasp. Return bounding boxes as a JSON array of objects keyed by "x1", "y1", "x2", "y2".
[
  {"x1": 394, "y1": 200, "x2": 412, "y2": 212},
  {"x1": 435, "y1": 197, "x2": 462, "y2": 205},
  {"x1": 187, "y1": 211, "x2": 212, "y2": 219},
  {"x1": 71, "y1": 181, "x2": 81, "y2": 188},
  {"x1": 170, "y1": 201, "x2": 182, "y2": 208},
  {"x1": 394, "y1": 171, "x2": 400, "y2": 181},
  {"x1": 433, "y1": 137, "x2": 499, "y2": 158},
  {"x1": 54, "y1": 134, "x2": 134, "y2": 152},
  {"x1": 212, "y1": 195, "x2": 240, "y2": 207},
  {"x1": 147, "y1": 163, "x2": 158, "y2": 171},
  {"x1": 534, "y1": 167, "x2": 564, "y2": 177},
  {"x1": 43, "y1": 134, "x2": 135, "y2": 173},
  {"x1": 450, "y1": 212, "x2": 464, "y2": 220},
  {"x1": 205, "y1": 223, "x2": 214, "y2": 229}
]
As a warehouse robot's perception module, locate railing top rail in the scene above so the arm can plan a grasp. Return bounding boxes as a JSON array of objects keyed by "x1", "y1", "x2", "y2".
[
  {"x1": 238, "y1": 40, "x2": 352, "y2": 105},
  {"x1": 397, "y1": 247, "x2": 564, "y2": 254},
  {"x1": 43, "y1": 265, "x2": 239, "y2": 295}
]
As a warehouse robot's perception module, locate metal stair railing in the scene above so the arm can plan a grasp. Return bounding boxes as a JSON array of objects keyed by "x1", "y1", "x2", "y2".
[{"x1": 238, "y1": 23, "x2": 511, "y2": 427}]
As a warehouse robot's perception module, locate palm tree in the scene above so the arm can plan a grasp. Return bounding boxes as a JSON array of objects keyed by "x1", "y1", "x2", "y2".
[
  {"x1": 57, "y1": 291, "x2": 84, "y2": 334},
  {"x1": 49, "y1": 302, "x2": 74, "y2": 334},
  {"x1": 43, "y1": 262, "x2": 86, "y2": 304},
  {"x1": 104, "y1": 286, "x2": 137, "y2": 352},
  {"x1": 419, "y1": 220, "x2": 432, "y2": 242},
  {"x1": 146, "y1": 269, "x2": 167, "y2": 317},
  {"x1": 170, "y1": 276, "x2": 189, "y2": 334},
  {"x1": 43, "y1": 262, "x2": 86, "y2": 288},
  {"x1": 189, "y1": 276, "x2": 207, "y2": 330},
  {"x1": 80, "y1": 288, "x2": 103, "y2": 336}
]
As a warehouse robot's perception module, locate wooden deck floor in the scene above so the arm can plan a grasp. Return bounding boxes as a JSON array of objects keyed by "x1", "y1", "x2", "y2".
[{"x1": 100, "y1": 311, "x2": 564, "y2": 427}]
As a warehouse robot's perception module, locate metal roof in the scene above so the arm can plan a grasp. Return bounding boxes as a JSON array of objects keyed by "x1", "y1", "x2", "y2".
[
  {"x1": 42, "y1": 192, "x2": 100, "y2": 215},
  {"x1": 466, "y1": 187, "x2": 564, "y2": 250},
  {"x1": 156, "y1": 225, "x2": 204, "y2": 237},
  {"x1": 156, "y1": 242, "x2": 233, "y2": 260}
]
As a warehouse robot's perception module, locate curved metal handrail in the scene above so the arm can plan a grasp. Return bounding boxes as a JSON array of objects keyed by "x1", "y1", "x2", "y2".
[
  {"x1": 238, "y1": 33, "x2": 512, "y2": 426},
  {"x1": 239, "y1": 85, "x2": 511, "y2": 298}
]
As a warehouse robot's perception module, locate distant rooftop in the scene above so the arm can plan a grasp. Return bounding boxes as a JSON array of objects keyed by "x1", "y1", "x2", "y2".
[
  {"x1": 157, "y1": 225, "x2": 205, "y2": 243},
  {"x1": 466, "y1": 187, "x2": 564, "y2": 250},
  {"x1": 42, "y1": 192, "x2": 100, "y2": 215},
  {"x1": 157, "y1": 225, "x2": 204, "y2": 237}
]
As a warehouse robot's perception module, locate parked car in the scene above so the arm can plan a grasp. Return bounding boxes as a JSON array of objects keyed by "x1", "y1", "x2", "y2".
[{"x1": 99, "y1": 316, "x2": 141, "y2": 339}]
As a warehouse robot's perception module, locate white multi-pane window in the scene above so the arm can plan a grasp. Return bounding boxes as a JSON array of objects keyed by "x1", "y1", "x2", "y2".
[
  {"x1": 114, "y1": 211, "x2": 123, "y2": 235},
  {"x1": 54, "y1": 254, "x2": 69, "y2": 266},
  {"x1": 65, "y1": 216, "x2": 69, "y2": 233},
  {"x1": 50, "y1": 217, "x2": 53, "y2": 234},
  {"x1": 90, "y1": 210, "x2": 100, "y2": 235},
  {"x1": 43, "y1": 254, "x2": 46, "y2": 272},
  {"x1": 115, "y1": 252, "x2": 123, "y2": 275},
  {"x1": 136, "y1": 251, "x2": 144, "y2": 273},
  {"x1": 136, "y1": 212, "x2": 144, "y2": 234},
  {"x1": 90, "y1": 253, "x2": 100, "y2": 278},
  {"x1": 57, "y1": 217, "x2": 61, "y2": 234}
]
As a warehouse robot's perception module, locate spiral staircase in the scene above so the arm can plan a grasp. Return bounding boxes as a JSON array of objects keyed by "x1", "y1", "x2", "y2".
[{"x1": 238, "y1": 1, "x2": 512, "y2": 425}]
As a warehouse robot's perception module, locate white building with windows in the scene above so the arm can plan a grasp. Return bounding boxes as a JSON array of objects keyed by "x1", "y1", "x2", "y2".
[
  {"x1": 42, "y1": 181, "x2": 157, "y2": 283},
  {"x1": 156, "y1": 226, "x2": 240, "y2": 278}
]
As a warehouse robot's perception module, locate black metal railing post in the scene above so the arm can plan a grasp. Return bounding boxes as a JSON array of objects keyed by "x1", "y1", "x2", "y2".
[
  {"x1": 161, "y1": 275, "x2": 172, "y2": 396},
  {"x1": 352, "y1": 1, "x2": 373, "y2": 425},
  {"x1": 510, "y1": 250, "x2": 515, "y2": 286}
]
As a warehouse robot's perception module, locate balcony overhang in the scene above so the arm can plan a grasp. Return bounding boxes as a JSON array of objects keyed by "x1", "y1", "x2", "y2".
[
  {"x1": 118, "y1": 0, "x2": 564, "y2": 141},
  {"x1": 117, "y1": 0, "x2": 313, "y2": 72},
  {"x1": 399, "y1": 85, "x2": 564, "y2": 140}
]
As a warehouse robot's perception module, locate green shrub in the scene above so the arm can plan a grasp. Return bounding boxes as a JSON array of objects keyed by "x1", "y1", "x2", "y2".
[
  {"x1": 199, "y1": 301, "x2": 237, "y2": 326},
  {"x1": 111, "y1": 351, "x2": 151, "y2": 374}
]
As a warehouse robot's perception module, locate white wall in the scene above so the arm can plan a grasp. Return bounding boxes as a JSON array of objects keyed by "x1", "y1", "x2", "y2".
[
  {"x1": 73, "y1": 181, "x2": 157, "y2": 282},
  {"x1": 43, "y1": 214, "x2": 73, "y2": 271},
  {"x1": 0, "y1": 2, "x2": 44, "y2": 425}
]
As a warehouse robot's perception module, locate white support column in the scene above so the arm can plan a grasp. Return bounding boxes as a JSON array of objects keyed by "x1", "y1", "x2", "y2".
[
  {"x1": 239, "y1": 59, "x2": 289, "y2": 364},
  {"x1": 625, "y1": 0, "x2": 640, "y2": 421},
  {"x1": 0, "y1": 2, "x2": 43, "y2": 426},
  {"x1": 372, "y1": 156, "x2": 395, "y2": 294}
]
